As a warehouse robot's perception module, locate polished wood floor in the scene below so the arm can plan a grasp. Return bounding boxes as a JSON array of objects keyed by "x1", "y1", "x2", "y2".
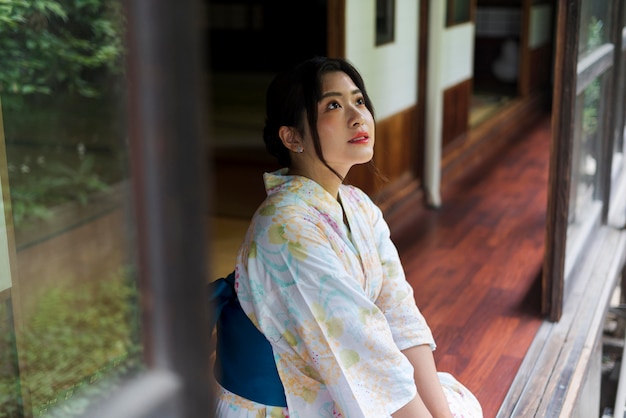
[
  {"x1": 393, "y1": 116, "x2": 551, "y2": 417},
  {"x1": 210, "y1": 115, "x2": 552, "y2": 417}
]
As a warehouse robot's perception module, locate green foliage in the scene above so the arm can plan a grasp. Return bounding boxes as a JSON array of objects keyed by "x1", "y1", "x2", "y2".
[
  {"x1": 0, "y1": 268, "x2": 143, "y2": 417},
  {"x1": 580, "y1": 18, "x2": 604, "y2": 140},
  {"x1": 9, "y1": 154, "x2": 112, "y2": 227},
  {"x1": 586, "y1": 17, "x2": 604, "y2": 51},
  {"x1": 0, "y1": 0, "x2": 128, "y2": 228},
  {"x1": 0, "y1": 0, "x2": 125, "y2": 98},
  {"x1": 582, "y1": 78, "x2": 600, "y2": 138},
  {"x1": 0, "y1": 301, "x2": 23, "y2": 418},
  {"x1": 0, "y1": 380, "x2": 22, "y2": 418}
]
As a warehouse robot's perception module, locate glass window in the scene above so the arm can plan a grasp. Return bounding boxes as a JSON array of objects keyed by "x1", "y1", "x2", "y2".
[
  {"x1": 578, "y1": 0, "x2": 612, "y2": 59},
  {"x1": 607, "y1": 4, "x2": 626, "y2": 228},
  {"x1": 613, "y1": 6, "x2": 626, "y2": 161},
  {"x1": 614, "y1": 45, "x2": 626, "y2": 158},
  {"x1": 569, "y1": 76, "x2": 607, "y2": 223},
  {"x1": 565, "y1": 73, "x2": 609, "y2": 276},
  {"x1": 0, "y1": 1, "x2": 143, "y2": 416},
  {"x1": 616, "y1": 44, "x2": 626, "y2": 147}
]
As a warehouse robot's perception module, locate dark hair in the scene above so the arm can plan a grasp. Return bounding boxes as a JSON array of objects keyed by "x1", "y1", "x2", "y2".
[{"x1": 263, "y1": 56, "x2": 376, "y2": 179}]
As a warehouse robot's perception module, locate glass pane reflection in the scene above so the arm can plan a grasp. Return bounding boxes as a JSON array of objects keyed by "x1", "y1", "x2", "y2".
[
  {"x1": 615, "y1": 11, "x2": 626, "y2": 161},
  {"x1": 570, "y1": 77, "x2": 605, "y2": 224},
  {"x1": 565, "y1": 74, "x2": 608, "y2": 276},
  {"x1": 0, "y1": 1, "x2": 143, "y2": 416},
  {"x1": 578, "y1": 0, "x2": 612, "y2": 60}
]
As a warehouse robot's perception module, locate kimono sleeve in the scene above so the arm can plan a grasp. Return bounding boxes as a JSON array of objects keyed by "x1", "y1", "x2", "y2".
[
  {"x1": 236, "y1": 208, "x2": 417, "y2": 417},
  {"x1": 363, "y1": 191, "x2": 436, "y2": 351}
]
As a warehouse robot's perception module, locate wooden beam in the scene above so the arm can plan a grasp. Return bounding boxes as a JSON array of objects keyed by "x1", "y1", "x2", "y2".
[{"x1": 327, "y1": 0, "x2": 345, "y2": 58}]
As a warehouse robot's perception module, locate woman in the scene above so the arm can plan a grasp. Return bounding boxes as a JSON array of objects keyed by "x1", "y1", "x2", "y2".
[{"x1": 214, "y1": 56, "x2": 482, "y2": 417}]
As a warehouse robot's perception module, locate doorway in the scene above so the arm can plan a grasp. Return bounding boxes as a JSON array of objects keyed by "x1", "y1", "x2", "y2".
[
  {"x1": 206, "y1": 0, "x2": 328, "y2": 153},
  {"x1": 204, "y1": 0, "x2": 330, "y2": 277},
  {"x1": 471, "y1": 0, "x2": 522, "y2": 127}
]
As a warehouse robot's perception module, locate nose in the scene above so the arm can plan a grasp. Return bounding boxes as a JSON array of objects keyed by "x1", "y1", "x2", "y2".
[{"x1": 351, "y1": 107, "x2": 366, "y2": 127}]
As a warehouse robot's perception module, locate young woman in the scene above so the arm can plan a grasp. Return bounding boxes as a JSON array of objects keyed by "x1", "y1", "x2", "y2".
[{"x1": 213, "y1": 57, "x2": 482, "y2": 418}]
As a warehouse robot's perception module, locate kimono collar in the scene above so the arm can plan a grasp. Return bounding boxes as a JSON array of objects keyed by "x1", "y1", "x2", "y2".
[{"x1": 263, "y1": 168, "x2": 346, "y2": 227}]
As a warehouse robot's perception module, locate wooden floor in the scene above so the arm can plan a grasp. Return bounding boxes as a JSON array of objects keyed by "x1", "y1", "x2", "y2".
[
  {"x1": 210, "y1": 115, "x2": 552, "y2": 417},
  {"x1": 393, "y1": 116, "x2": 551, "y2": 417}
]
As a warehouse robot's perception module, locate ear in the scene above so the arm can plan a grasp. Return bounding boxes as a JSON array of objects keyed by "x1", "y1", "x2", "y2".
[{"x1": 278, "y1": 126, "x2": 302, "y2": 153}]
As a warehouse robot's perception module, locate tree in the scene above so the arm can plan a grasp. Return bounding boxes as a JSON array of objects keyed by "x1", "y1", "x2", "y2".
[{"x1": 0, "y1": 0, "x2": 124, "y2": 98}]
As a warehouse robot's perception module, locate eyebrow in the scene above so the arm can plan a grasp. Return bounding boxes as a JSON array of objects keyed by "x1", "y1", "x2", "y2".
[{"x1": 321, "y1": 89, "x2": 362, "y2": 99}]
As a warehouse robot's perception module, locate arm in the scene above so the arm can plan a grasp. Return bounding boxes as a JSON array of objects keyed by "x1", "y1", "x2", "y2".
[
  {"x1": 348, "y1": 189, "x2": 452, "y2": 417},
  {"x1": 391, "y1": 393, "x2": 432, "y2": 418},
  {"x1": 401, "y1": 345, "x2": 453, "y2": 418}
]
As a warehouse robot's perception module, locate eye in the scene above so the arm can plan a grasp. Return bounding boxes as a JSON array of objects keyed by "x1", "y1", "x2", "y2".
[
  {"x1": 356, "y1": 97, "x2": 365, "y2": 106},
  {"x1": 326, "y1": 100, "x2": 341, "y2": 110}
]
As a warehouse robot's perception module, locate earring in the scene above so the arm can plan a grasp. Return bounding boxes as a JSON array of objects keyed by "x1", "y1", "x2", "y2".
[{"x1": 296, "y1": 145, "x2": 304, "y2": 153}]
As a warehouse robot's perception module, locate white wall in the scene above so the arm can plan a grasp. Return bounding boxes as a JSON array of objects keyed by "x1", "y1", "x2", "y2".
[
  {"x1": 440, "y1": 23, "x2": 475, "y2": 89},
  {"x1": 345, "y1": 0, "x2": 419, "y2": 121}
]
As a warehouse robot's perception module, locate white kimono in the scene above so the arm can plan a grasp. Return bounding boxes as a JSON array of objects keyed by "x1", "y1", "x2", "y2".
[{"x1": 216, "y1": 169, "x2": 482, "y2": 418}]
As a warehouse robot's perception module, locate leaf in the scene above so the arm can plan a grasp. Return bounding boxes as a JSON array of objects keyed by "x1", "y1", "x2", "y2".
[{"x1": 21, "y1": 84, "x2": 36, "y2": 93}]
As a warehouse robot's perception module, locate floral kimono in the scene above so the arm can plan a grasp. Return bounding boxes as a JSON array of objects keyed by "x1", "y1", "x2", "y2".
[{"x1": 215, "y1": 169, "x2": 482, "y2": 418}]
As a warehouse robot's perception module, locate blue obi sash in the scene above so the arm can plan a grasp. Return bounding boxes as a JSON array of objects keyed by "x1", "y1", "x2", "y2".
[{"x1": 208, "y1": 271, "x2": 287, "y2": 407}]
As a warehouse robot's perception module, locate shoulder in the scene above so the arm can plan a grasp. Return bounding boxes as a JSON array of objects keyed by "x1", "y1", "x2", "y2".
[
  {"x1": 255, "y1": 188, "x2": 312, "y2": 221},
  {"x1": 246, "y1": 191, "x2": 323, "y2": 242}
]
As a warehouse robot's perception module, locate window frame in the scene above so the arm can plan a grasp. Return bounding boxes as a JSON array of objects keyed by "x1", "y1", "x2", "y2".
[
  {"x1": 89, "y1": 0, "x2": 215, "y2": 416},
  {"x1": 543, "y1": 0, "x2": 624, "y2": 321}
]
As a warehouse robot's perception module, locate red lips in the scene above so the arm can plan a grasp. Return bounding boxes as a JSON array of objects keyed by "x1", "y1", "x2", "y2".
[{"x1": 349, "y1": 132, "x2": 369, "y2": 143}]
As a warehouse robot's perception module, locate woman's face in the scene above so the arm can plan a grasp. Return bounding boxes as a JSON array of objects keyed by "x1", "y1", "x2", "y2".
[{"x1": 306, "y1": 71, "x2": 375, "y2": 177}]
